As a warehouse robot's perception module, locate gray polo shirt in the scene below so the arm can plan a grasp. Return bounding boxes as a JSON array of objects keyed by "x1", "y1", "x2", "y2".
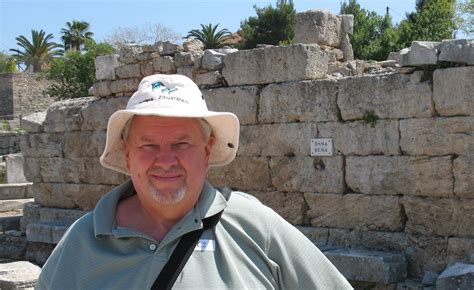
[{"x1": 36, "y1": 180, "x2": 352, "y2": 289}]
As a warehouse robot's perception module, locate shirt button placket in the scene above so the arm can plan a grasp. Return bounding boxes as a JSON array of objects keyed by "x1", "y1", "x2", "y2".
[{"x1": 149, "y1": 243, "x2": 157, "y2": 251}]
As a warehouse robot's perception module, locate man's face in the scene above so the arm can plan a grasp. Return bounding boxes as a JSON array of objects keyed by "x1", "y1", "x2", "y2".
[{"x1": 124, "y1": 116, "x2": 214, "y2": 209}]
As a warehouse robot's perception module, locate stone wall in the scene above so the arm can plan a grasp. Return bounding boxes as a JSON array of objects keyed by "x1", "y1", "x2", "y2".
[
  {"x1": 17, "y1": 14, "x2": 474, "y2": 287},
  {"x1": 0, "y1": 131, "x2": 21, "y2": 155}
]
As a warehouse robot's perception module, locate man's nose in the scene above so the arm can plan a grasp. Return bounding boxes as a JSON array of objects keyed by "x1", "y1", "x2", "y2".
[{"x1": 153, "y1": 148, "x2": 178, "y2": 169}]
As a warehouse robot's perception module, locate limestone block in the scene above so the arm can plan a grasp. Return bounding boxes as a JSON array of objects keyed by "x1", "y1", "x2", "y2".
[
  {"x1": 195, "y1": 71, "x2": 222, "y2": 87},
  {"x1": 26, "y1": 221, "x2": 56, "y2": 244},
  {"x1": 174, "y1": 52, "x2": 195, "y2": 67},
  {"x1": 401, "y1": 41, "x2": 440, "y2": 66},
  {"x1": 21, "y1": 111, "x2": 46, "y2": 133},
  {"x1": 24, "y1": 241, "x2": 55, "y2": 266},
  {"x1": 249, "y1": 191, "x2": 305, "y2": 224},
  {"x1": 0, "y1": 233, "x2": 27, "y2": 261},
  {"x1": 32, "y1": 182, "x2": 116, "y2": 210},
  {"x1": 142, "y1": 43, "x2": 163, "y2": 53},
  {"x1": 339, "y1": 14, "x2": 354, "y2": 34},
  {"x1": 153, "y1": 55, "x2": 176, "y2": 73},
  {"x1": 109, "y1": 78, "x2": 140, "y2": 94},
  {"x1": 115, "y1": 63, "x2": 141, "y2": 79},
  {"x1": 405, "y1": 236, "x2": 448, "y2": 278},
  {"x1": 93, "y1": 81, "x2": 111, "y2": 97},
  {"x1": 201, "y1": 49, "x2": 237, "y2": 70},
  {"x1": 81, "y1": 96, "x2": 129, "y2": 131},
  {"x1": 400, "y1": 117, "x2": 473, "y2": 156},
  {"x1": 0, "y1": 183, "x2": 30, "y2": 200},
  {"x1": 259, "y1": 79, "x2": 338, "y2": 123},
  {"x1": 83, "y1": 157, "x2": 128, "y2": 185},
  {"x1": 447, "y1": 238, "x2": 474, "y2": 264},
  {"x1": 346, "y1": 230, "x2": 408, "y2": 252},
  {"x1": 318, "y1": 120, "x2": 400, "y2": 156},
  {"x1": 297, "y1": 227, "x2": 330, "y2": 246},
  {"x1": 161, "y1": 41, "x2": 182, "y2": 56},
  {"x1": 325, "y1": 249, "x2": 407, "y2": 283},
  {"x1": 95, "y1": 54, "x2": 120, "y2": 80},
  {"x1": 0, "y1": 261, "x2": 41, "y2": 289},
  {"x1": 207, "y1": 157, "x2": 272, "y2": 191},
  {"x1": 39, "y1": 157, "x2": 86, "y2": 183},
  {"x1": 5, "y1": 154, "x2": 27, "y2": 183},
  {"x1": 136, "y1": 52, "x2": 155, "y2": 62},
  {"x1": 63, "y1": 130, "x2": 106, "y2": 157},
  {"x1": 140, "y1": 61, "x2": 155, "y2": 77},
  {"x1": 295, "y1": 10, "x2": 342, "y2": 47},
  {"x1": 193, "y1": 52, "x2": 204, "y2": 68},
  {"x1": 223, "y1": 44, "x2": 328, "y2": 86},
  {"x1": 118, "y1": 45, "x2": 142, "y2": 64},
  {"x1": 177, "y1": 66, "x2": 194, "y2": 80},
  {"x1": 21, "y1": 202, "x2": 41, "y2": 231},
  {"x1": 402, "y1": 197, "x2": 474, "y2": 238},
  {"x1": 238, "y1": 123, "x2": 317, "y2": 156},
  {"x1": 346, "y1": 156, "x2": 453, "y2": 197},
  {"x1": 305, "y1": 193, "x2": 403, "y2": 231},
  {"x1": 422, "y1": 271, "x2": 439, "y2": 286},
  {"x1": 270, "y1": 156, "x2": 344, "y2": 193},
  {"x1": 338, "y1": 74, "x2": 433, "y2": 120},
  {"x1": 436, "y1": 263, "x2": 474, "y2": 290},
  {"x1": 20, "y1": 133, "x2": 63, "y2": 157},
  {"x1": 203, "y1": 86, "x2": 259, "y2": 125},
  {"x1": 439, "y1": 39, "x2": 474, "y2": 65},
  {"x1": 22, "y1": 157, "x2": 41, "y2": 183},
  {"x1": 43, "y1": 98, "x2": 94, "y2": 132},
  {"x1": 454, "y1": 156, "x2": 474, "y2": 198},
  {"x1": 38, "y1": 206, "x2": 87, "y2": 223},
  {"x1": 183, "y1": 38, "x2": 204, "y2": 52},
  {"x1": 433, "y1": 66, "x2": 474, "y2": 116}
]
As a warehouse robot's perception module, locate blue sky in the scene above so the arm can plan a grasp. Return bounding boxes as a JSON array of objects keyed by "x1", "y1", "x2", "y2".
[{"x1": 0, "y1": 0, "x2": 417, "y2": 53}]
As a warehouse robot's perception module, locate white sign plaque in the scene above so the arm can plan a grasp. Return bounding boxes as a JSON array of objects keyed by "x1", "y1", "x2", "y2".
[{"x1": 311, "y1": 138, "x2": 333, "y2": 156}]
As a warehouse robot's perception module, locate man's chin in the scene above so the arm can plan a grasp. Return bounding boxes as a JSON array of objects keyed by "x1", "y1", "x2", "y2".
[{"x1": 149, "y1": 186, "x2": 187, "y2": 205}]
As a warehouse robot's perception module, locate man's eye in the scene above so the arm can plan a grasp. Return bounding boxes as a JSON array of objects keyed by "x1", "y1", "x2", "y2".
[
  {"x1": 173, "y1": 142, "x2": 190, "y2": 149},
  {"x1": 141, "y1": 144, "x2": 157, "y2": 149}
]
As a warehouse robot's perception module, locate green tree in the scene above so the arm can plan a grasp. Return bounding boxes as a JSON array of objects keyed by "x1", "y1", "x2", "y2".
[
  {"x1": 0, "y1": 52, "x2": 18, "y2": 73},
  {"x1": 340, "y1": 0, "x2": 400, "y2": 60},
  {"x1": 186, "y1": 23, "x2": 231, "y2": 49},
  {"x1": 456, "y1": 0, "x2": 473, "y2": 37},
  {"x1": 42, "y1": 40, "x2": 115, "y2": 100},
  {"x1": 61, "y1": 20, "x2": 94, "y2": 51},
  {"x1": 10, "y1": 29, "x2": 62, "y2": 72},
  {"x1": 239, "y1": 0, "x2": 296, "y2": 49}
]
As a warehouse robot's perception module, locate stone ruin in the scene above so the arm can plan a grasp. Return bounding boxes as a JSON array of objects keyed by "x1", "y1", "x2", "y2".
[{"x1": 0, "y1": 9, "x2": 473, "y2": 289}]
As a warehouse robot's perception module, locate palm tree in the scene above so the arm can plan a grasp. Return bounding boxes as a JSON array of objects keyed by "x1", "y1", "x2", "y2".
[
  {"x1": 10, "y1": 29, "x2": 62, "y2": 72},
  {"x1": 61, "y1": 20, "x2": 94, "y2": 50},
  {"x1": 186, "y1": 23, "x2": 232, "y2": 49}
]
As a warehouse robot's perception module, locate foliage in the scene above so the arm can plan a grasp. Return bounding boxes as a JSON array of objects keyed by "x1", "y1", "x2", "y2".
[
  {"x1": 61, "y1": 20, "x2": 94, "y2": 51},
  {"x1": 362, "y1": 110, "x2": 379, "y2": 127},
  {"x1": 10, "y1": 29, "x2": 62, "y2": 72},
  {"x1": 104, "y1": 23, "x2": 181, "y2": 49},
  {"x1": 340, "y1": 0, "x2": 401, "y2": 60},
  {"x1": 0, "y1": 52, "x2": 17, "y2": 73},
  {"x1": 239, "y1": 0, "x2": 296, "y2": 49},
  {"x1": 186, "y1": 23, "x2": 231, "y2": 49},
  {"x1": 455, "y1": 0, "x2": 473, "y2": 37},
  {"x1": 42, "y1": 40, "x2": 115, "y2": 100}
]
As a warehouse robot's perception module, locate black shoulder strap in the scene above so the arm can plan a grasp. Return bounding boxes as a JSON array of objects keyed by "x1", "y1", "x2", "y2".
[{"x1": 151, "y1": 187, "x2": 231, "y2": 290}]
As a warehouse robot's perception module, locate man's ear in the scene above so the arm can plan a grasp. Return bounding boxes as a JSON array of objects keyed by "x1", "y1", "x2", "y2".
[
  {"x1": 204, "y1": 135, "x2": 216, "y2": 162},
  {"x1": 124, "y1": 140, "x2": 131, "y2": 170}
]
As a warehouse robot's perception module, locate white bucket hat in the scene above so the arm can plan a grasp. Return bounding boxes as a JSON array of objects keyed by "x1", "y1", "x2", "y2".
[{"x1": 100, "y1": 74, "x2": 240, "y2": 175}]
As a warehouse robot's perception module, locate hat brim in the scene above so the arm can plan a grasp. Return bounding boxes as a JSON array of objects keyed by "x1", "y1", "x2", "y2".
[{"x1": 99, "y1": 108, "x2": 240, "y2": 175}]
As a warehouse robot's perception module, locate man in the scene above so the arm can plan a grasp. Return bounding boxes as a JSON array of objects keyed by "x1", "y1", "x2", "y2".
[{"x1": 36, "y1": 74, "x2": 352, "y2": 289}]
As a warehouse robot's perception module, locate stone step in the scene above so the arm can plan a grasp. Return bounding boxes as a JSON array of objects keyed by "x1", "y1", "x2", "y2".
[
  {"x1": 324, "y1": 248, "x2": 408, "y2": 284},
  {"x1": 0, "y1": 212, "x2": 22, "y2": 232},
  {"x1": 0, "y1": 183, "x2": 32, "y2": 200},
  {"x1": 0, "y1": 198, "x2": 33, "y2": 212},
  {"x1": 26, "y1": 221, "x2": 70, "y2": 244},
  {"x1": 0, "y1": 261, "x2": 41, "y2": 290}
]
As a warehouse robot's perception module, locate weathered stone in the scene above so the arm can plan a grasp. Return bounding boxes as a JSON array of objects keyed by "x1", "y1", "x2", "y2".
[
  {"x1": 37, "y1": 206, "x2": 87, "y2": 223},
  {"x1": 161, "y1": 41, "x2": 182, "y2": 56},
  {"x1": 118, "y1": 45, "x2": 142, "y2": 64},
  {"x1": 174, "y1": 52, "x2": 194, "y2": 67},
  {"x1": 324, "y1": 249, "x2": 407, "y2": 283},
  {"x1": 438, "y1": 39, "x2": 474, "y2": 65},
  {"x1": 43, "y1": 98, "x2": 94, "y2": 132},
  {"x1": 387, "y1": 50, "x2": 403, "y2": 64},
  {"x1": 239, "y1": 123, "x2": 317, "y2": 156},
  {"x1": 325, "y1": 48, "x2": 344, "y2": 62},
  {"x1": 26, "y1": 221, "x2": 70, "y2": 244},
  {"x1": 259, "y1": 79, "x2": 338, "y2": 123},
  {"x1": 32, "y1": 182, "x2": 116, "y2": 210},
  {"x1": 95, "y1": 54, "x2": 120, "y2": 80},
  {"x1": 339, "y1": 14, "x2": 354, "y2": 34},
  {"x1": 400, "y1": 117, "x2": 473, "y2": 156},
  {"x1": 270, "y1": 156, "x2": 344, "y2": 193},
  {"x1": 93, "y1": 80, "x2": 112, "y2": 97},
  {"x1": 82, "y1": 157, "x2": 128, "y2": 185},
  {"x1": 433, "y1": 66, "x2": 474, "y2": 116},
  {"x1": 201, "y1": 50, "x2": 224, "y2": 70},
  {"x1": 109, "y1": 78, "x2": 140, "y2": 94},
  {"x1": 447, "y1": 238, "x2": 474, "y2": 264},
  {"x1": 295, "y1": 10, "x2": 342, "y2": 47},
  {"x1": 20, "y1": 133, "x2": 63, "y2": 158},
  {"x1": 422, "y1": 271, "x2": 439, "y2": 285},
  {"x1": 0, "y1": 233, "x2": 27, "y2": 261},
  {"x1": 25, "y1": 241, "x2": 55, "y2": 266},
  {"x1": 20, "y1": 202, "x2": 41, "y2": 231},
  {"x1": 454, "y1": 156, "x2": 474, "y2": 198},
  {"x1": 193, "y1": 51, "x2": 204, "y2": 68},
  {"x1": 249, "y1": 191, "x2": 305, "y2": 224},
  {"x1": 115, "y1": 63, "x2": 141, "y2": 79},
  {"x1": 203, "y1": 86, "x2": 259, "y2": 125},
  {"x1": 401, "y1": 41, "x2": 440, "y2": 66},
  {"x1": 338, "y1": 73, "x2": 433, "y2": 120},
  {"x1": 207, "y1": 157, "x2": 272, "y2": 191},
  {"x1": 183, "y1": 38, "x2": 204, "y2": 52},
  {"x1": 176, "y1": 66, "x2": 194, "y2": 80},
  {"x1": 142, "y1": 43, "x2": 162, "y2": 53},
  {"x1": 0, "y1": 183, "x2": 30, "y2": 200},
  {"x1": 136, "y1": 52, "x2": 155, "y2": 62},
  {"x1": 140, "y1": 61, "x2": 155, "y2": 77},
  {"x1": 195, "y1": 71, "x2": 222, "y2": 86},
  {"x1": 347, "y1": 230, "x2": 408, "y2": 254},
  {"x1": 63, "y1": 130, "x2": 106, "y2": 157},
  {"x1": 305, "y1": 193, "x2": 403, "y2": 231},
  {"x1": 81, "y1": 96, "x2": 128, "y2": 131},
  {"x1": 4, "y1": 154, "x2": 27, "y2": 183},
  {"x1": 346, "y1": 156, "x2": 454, "y2": 197},
  {"x1": 319, "y1": 120, "x2": 400, "y2": 156},
  {"x1": 328, "y1": 62, "x2": 352, "y2": 75},
  {"x1": 0, "y1": 261, "x2": 41, "y2": 289},
  {"x1": 402, "y1": 197, "x2": 474, "y2": 238},
  {"x1": 153, "y1": 55, "x2": 176, "y2": 73},
  {"x1": 21, "y1": 111, "x2": 45, "y2": 133},
  {"x1": 223, "y1": 44, "x2": 328, "y2": 86},
  {"x1": 436, "y1": 263, "x2": 474, "y2": 290},
  {"x1": 297, "y1": 227, "x2": 329, "y2": 246}
]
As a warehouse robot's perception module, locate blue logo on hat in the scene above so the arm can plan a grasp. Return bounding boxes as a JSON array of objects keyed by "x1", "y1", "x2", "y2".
[{"x1": 151, "y1": 81, "x2": 178, "y2": 94}]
